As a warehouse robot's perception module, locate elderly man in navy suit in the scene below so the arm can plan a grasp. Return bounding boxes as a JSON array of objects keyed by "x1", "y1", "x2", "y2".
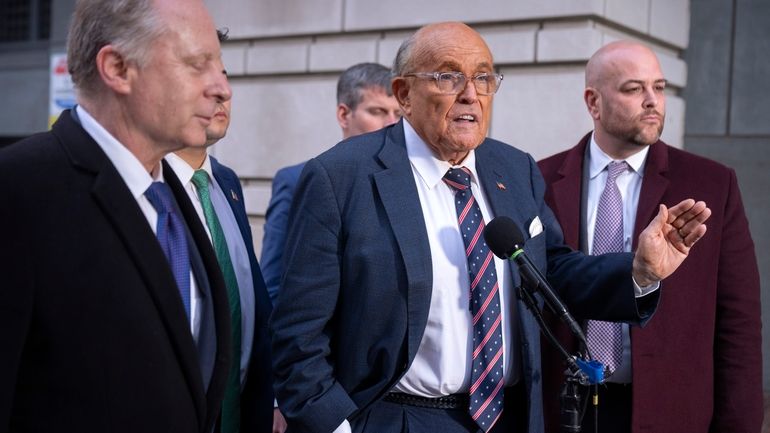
[
  {"x1": 270, "y1": 22, "x2": 711, "y2": 433},
  {"x1": 0, "y1": 1, "x2": 233, "y2": 432}
]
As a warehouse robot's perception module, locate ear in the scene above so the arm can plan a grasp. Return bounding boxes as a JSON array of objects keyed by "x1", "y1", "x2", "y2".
[
  {"x1": 336, "y1": 103, "x2": 351, "y2": 130},
  {"x1": 392, "y1": 77, "x2": 411, "y2": 116},
  {"x1": 95, "y1": 45, "x2": 133, "y2": 95},
  {"x1": 584, "y1": 87, "x2": 601, "y2": 120}
]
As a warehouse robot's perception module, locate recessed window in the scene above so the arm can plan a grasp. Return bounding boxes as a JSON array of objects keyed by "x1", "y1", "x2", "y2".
[{"x1": 0, "y1": 0, "x2": 51, "y2": 43}]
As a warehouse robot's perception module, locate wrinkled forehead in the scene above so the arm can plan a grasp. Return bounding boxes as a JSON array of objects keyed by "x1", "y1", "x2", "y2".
[{"x1": 412, "y1": 24, "x2": 494, "y2": 71}]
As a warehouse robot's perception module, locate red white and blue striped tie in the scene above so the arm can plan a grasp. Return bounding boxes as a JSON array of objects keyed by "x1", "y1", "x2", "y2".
[{"x1": 443, "y1": 167, "x2": 505, "y2": 432}]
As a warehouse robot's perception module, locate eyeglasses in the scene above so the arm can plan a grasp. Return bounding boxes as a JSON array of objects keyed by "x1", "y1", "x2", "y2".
[{"x1": 403, "y1": 71, "x2": 504, "y2": 95}]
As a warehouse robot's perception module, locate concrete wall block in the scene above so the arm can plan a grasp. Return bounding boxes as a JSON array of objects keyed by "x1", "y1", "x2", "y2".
[
  {"x1": 682, "y1": 0, "x2": 732, "y2": 136},
  {"x1": 241, "y1": 182, "x2": 273, "y2": 216},
  {"x1": 344, "y1": 0, "x2": 604, "y2": 32},
  {"x1": 309, "y1": 35, "x2": 380, "y2": 72},
  {"x1": 491, "y1": 66, "x2": 593, "y2": 161},
  {"x1": 656, "y1": 50, "x2": 687, "y2": 88},
  {"x1": 730, "y1": 0, "x2": 770, "y2": 135},
  {"x1": 605, "y1": 0, "x2": 650, "y2": 34},
  {"x1": 246, "y1": 39, "x2": 310, "y2": 74},
  {"x1": 221, "y1": 44, "x2": 248, "y2": 76},
  {"x1": 479, "y1": 25, "x2": 538, "y2": 65},
  {"x1": 660, "y1": 94, "x2": 685, "y2": 148},
  {"x1": 377, "y1": 31, "x2": 414, "y2": 68},
  {"x1": 212, "y1": 76, "x2": 340, "y2": 178},
  {"x1": 649, "y1": 0, "x2": 690, "y2": 48},
  {"x1": 537, "y1": 21, "x2": 605, "y2": 62},
  {"x1": 206, "y1": 0, "x2": 343, "y2": 38}
]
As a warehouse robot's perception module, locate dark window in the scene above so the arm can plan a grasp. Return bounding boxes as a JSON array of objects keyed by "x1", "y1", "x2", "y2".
[{"x1": 0, "y1": 0, "x2": 51, "y2": 43}]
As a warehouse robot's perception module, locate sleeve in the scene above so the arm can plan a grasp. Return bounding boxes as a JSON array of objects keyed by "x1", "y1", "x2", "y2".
[
  {"x1": 527, "y1": 155, "x2": 659, "y2": 324},
  {"x1": 709, "y1": 169, "x2": 763, "y2": 432},
  {"x1": 260, "y1": 168, "x2": 297, "y2": 305},
  {"x1": 268, "y1": 158, "x2": 357, "y2": 433}
]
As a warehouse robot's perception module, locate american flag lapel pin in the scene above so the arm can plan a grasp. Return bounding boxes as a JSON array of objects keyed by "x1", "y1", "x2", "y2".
[
  {"x1": 230, "y1": 190, "x2": 239, "y2": 201},
  {"x1": 496, "y1": 181, "x2": 506, "y2": 191}
]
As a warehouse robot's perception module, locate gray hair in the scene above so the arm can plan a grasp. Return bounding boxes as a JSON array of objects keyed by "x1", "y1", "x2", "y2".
[
  {"x1": 67, "y1": 0, "x2": 166, "y2": 98},
  {"x1": 392, "y1": 33, "x2": 418, "y2": 77},
  {"x1": 336, "y1": 63, "x2": 394, "y2": 110}
]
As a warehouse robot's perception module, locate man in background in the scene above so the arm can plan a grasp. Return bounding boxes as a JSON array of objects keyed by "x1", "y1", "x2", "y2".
[
  {"x1": 260, "y1": 62, "x2": 401, "y2": 302},
  {"x1": 538, "y1": 41, "x2": 762, "y2": 433},
  {"x1": 165, "y1": 30, "x2": 276, "y2": 433},
  {"x1": 0, "y1": 0, "x2": 233, "y2": 432}
]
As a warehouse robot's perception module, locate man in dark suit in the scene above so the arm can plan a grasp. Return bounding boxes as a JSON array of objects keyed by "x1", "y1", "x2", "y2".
[
  {"x1": 168, "y1": 56, "x2": 276, "y2": 431},
  {"x1": 269, "y1": 22, "x2": 711, "y2": 433},
  {"x1": 0, "y1": 1, "x2": 233, "y2": 432},
  {"x1": 538, "y1": 41, "x2": 762, "y2": 433},
  {"x1": 260, "y1": 62, "x2": 401, "y2": 303}
]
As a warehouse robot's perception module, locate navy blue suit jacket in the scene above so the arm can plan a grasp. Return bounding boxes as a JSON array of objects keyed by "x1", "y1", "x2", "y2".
[
  {"x1": 260, "y1": 162, "x2": 305, "y2": 304},
  {"x1": 211, "y1": 157, "x2": 275, "y2": 433},
  {"x1": 269, "y1": 121, "x2": 659, "y2": 433}
]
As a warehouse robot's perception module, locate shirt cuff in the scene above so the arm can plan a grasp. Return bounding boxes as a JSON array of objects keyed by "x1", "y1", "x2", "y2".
[
  {"x1": 332, "y1": 419, "x2": 352, "y2": 433},
  {"x1": 633, "y1": 276, "x2": 660, "y2": 297}
]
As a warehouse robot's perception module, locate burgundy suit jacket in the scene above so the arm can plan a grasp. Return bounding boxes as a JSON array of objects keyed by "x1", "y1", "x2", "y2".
[{"x1": 537, "y1": 133, "x2": 762, "y2": 433}]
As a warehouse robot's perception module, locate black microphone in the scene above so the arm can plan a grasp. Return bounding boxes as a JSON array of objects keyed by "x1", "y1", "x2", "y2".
[{"x1": 483, "y1": 216, "x2": 587, "y2": 346}]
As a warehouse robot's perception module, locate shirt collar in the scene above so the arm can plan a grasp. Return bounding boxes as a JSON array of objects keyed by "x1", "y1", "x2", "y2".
[
  {"x1": 76, "y1": 105, "x2": 162, "y2": 198},
  {"x1": 404, "y1": 118, "x2": 480, "y2": 189},
  {"x1": 588, "y1": 132, "x2": 649, "y2": 180},
  {"x1": 164, "y1": 152, "x2": 213, "y2": 187}
]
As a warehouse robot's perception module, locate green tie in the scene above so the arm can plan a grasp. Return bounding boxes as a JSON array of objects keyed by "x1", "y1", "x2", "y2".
[{"x1": 191, "y1": 169, "x2": 241, "y2": 433}]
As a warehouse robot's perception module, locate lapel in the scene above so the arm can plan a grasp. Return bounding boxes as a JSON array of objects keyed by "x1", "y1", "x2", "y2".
[
  {"x1": 632, "y1": 141, "x2": 670, "y2": 248},
  {"x1": 548, "y1": 134, "x2": 589, "y2": 249},
  {"x1": 210, "y1": 157, "x2": 251, "y2": 249},
  {"x1": 475, "y1": 139, "x2": 530, "y2": 229},
  {"x1": 55, "y1": 111, "x2": 208, "y2": 427},
  {"x1": 372, "y1": 122, "x2": 433, "y2": 362},
  {"x1": 164, "y1": 160, "x2": 232, "y2": 432}
]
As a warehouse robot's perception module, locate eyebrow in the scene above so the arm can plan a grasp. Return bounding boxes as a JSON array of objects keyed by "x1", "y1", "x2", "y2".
[{"x1": 621, "y1": 78, "x2": 668, "y2": 86}]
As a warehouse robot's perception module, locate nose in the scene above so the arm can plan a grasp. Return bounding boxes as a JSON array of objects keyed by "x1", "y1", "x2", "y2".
[
  {"x1": 457, "y1": 76, "x2": 478, "y2": 104},
  {"x1": 207, "y1": 62, "x2": 232, "y2": 103},
  {"x1": 642, "y1": 86, "x2": 658, "y2": 109},
  {"x1": 385, "y1": 110, "x2": 400, "y2": 126}
]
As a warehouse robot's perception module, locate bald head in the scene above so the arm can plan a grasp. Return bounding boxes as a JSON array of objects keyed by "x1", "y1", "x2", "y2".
[
  {"x1": 586, "y1": 41, "x2": 662, "y2": 88},
  {"x1": 393, "y1": 22, "x2": 492, "y2": 76},
  {"x1": 584, "y1": 41, "x2": 667, "y2": 158}
]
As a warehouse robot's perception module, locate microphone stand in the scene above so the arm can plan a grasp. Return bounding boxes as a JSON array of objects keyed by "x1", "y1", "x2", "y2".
[{"x1": 516, "y1": 283, "x2": 601, "y2": 433}]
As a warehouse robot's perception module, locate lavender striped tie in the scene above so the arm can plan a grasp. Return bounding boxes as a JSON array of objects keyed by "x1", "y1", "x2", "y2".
[
  {"x1": 586, "y1": 161, "x2": 628, "y2": 376},
  {"x1": 443, "y1": 167, "x2": 505, "y2": 432}
]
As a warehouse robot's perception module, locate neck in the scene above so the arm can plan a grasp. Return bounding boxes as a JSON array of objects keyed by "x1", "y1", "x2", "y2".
[
  {"x1": 593, "y1": 129, "x2": 647, "y2": 160},
  {"x1": 174, "y1": 146, "x2": 208, "y2": 169},
  {"x1": 80, "y1": 98, "x2": 174, "y2": 174}
]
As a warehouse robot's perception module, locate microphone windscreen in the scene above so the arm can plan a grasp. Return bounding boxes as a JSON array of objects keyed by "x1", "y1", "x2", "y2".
[{"x1": 484, "y1": 216, "x2": 526, "y2": 259}]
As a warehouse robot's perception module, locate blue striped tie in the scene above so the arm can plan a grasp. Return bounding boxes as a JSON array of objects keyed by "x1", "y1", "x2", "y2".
[{"x1": 443, "y1": 167, "x2": 505, "y2": 432}]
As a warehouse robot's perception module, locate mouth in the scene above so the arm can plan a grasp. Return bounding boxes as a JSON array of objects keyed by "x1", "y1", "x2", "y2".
[
  {"x1": 196, "y1": 115, "x2": 213, "y2": 126},
  {"x1": 454, "y1": 114, "x2": 478, "y2": 123},
  {"x1": 640, "y1": 112, "x2": 662, "y2": 122}
]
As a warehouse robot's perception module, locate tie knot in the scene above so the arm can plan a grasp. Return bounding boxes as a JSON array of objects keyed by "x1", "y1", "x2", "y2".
[
  {"x1": 190, "y1": 169, "x2": 210, "y2": 191},
  {"x1": 443, "y1": 166, "x2": 472, "y2": 191},
  {"x1": 145, "y1": 181, "x2": 175, "y2": 214},
  {"x1": 606, "y1": 161, "x2": 629, "y2": 183}
]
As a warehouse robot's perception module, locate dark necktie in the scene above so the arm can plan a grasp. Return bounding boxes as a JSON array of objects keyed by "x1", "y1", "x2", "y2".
[
  {"x1": 144, "y1": 182, "x2": 191, "y2": 318},
  {"x1": 190, "y1": 169, "x2": 242, "y2": 433},
  {"x1": 586, "y1": 160, "x2": 629, "y2": 376},
  {"x1": 443, "y1": 167, "x2": 505, "y2": 432}
]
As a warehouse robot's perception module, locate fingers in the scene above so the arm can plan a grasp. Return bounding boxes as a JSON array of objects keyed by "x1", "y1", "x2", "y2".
[
  {"x1": 666, "y1": 199, "x2": 695, "y2": 224},
  {"x1": 669, "y1": 200, "x2": 710, "y2": 230}
]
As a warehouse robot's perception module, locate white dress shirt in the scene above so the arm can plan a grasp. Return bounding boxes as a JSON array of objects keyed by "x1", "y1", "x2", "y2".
[
  {"x1": 164, "y1": 153, "x2": 256, "y2": 387},
  {"x1": 586, "y1": 133, "x2": 649, "y2": 383},
  {"x1": 76, "y1": 105, "x2": 202, "y2": 339}
]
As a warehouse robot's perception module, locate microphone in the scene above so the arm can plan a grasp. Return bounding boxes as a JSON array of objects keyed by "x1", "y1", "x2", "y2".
[{"x1": 483, "y1": 216, "x2": 587, "y2": 346}]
